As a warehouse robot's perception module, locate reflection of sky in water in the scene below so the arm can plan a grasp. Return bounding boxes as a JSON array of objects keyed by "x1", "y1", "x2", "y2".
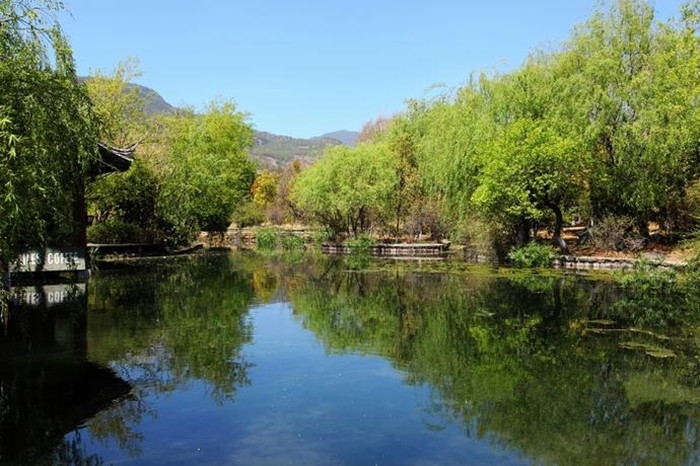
[
  {"x1": 79, "y1": 302, "x2": 525, "y2": 465},
  {"x1": 9, "y1": 254, "x2": 699, "y2": 465}
]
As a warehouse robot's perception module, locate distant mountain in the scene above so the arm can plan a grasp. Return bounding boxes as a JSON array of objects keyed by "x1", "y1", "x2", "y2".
[
  {"x1": 80, "y1": 77, "x2": 177, "y2": 115},
  {"x1": 250, "y1": 131, "x2": 342, "y2": 169},
  {"x1": 128, "y1": 83, "x2": 176, "y2": 115},
  {"x1": 315, "y1": 130, "x2": 359, "y2": 146},
  {"x1": 82, "y1": 78, "x2": 357, "y2": 167}
]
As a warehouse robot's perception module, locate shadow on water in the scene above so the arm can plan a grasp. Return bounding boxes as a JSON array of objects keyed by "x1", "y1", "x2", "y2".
[
  {"x1": 0, "y1": 285, "x2": 130, "y2": 465},
  {"x1": 3, "y1": 252, "x2": 700, "y2": 464}
]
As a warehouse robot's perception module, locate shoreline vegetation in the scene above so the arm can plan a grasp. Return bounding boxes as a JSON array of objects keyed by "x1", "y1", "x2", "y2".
[{"x1": 3, "y1": 1, "x2": 700, "y2": 300}]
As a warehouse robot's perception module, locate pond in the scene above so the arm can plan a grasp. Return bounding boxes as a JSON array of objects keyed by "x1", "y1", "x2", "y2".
[{"x1": 2, "y1": 252, "x2": 700, "y2": 465}]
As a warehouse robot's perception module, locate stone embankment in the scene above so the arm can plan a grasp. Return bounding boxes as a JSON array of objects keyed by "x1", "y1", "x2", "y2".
[
  {"x1": 551, "y1": 255, "x2": 681, "y2": 271},
  {"x1": 322, "y1": 242, "x2": 450, "y2": 257},
  {"x1": 199, "y1": 227, "x2": 316, "y2": 249},
  {"x1": 463, "y1": 247, "x2": 685, "y2": 270}
]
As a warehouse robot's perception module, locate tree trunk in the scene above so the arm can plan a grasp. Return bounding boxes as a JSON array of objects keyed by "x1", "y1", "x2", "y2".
[
  {"x1": 72, "y1": 175, "x2": 87, "y2": 247},
  {"x1": 548, "y1": 203, "x2": 569, "y2": 254},
  {"x1": 637, "y1": 217, "x2": 650, "y2": 239}
]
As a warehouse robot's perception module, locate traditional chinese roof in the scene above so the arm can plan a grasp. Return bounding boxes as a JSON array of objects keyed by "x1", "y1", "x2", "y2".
[{"x1": 90, "y1": 143, "x2": 136, "y2": 177}]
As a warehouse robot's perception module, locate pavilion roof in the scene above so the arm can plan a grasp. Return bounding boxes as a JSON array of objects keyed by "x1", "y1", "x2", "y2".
[{"x1": 91, "y1": 143, "x2": 136, "y2": 177}]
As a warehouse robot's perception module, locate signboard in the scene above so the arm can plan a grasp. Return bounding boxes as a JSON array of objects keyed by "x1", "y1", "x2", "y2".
[
  {"x1": 12, "y1": 248, "x2": 86, "y2": 273},
  {"x1": 9, "y1": 283, "x2": 87, "y2": 308}
]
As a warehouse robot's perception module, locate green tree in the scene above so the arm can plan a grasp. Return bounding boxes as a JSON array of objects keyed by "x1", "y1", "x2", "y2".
[
  {"x1": 0, "y1": 0, "x2": 97, "y2": 268},
  {"x1": 291, "y1": 143, "x2": 398, "y2": 236},
  {"x1": 386, "y1": 120, "x2": 422, "y2": 237},
  {"x1": 160, "y1": 100, "x2": 256, "y2": 234},
  {"x1": 472, "y1": 119, "x2": 583, "y2": 246},
  {"x1": 560, "y1": 0, "x2": 700, "y2": 234},
  {"x1": 85, "y1": 58, "x2": 149, "y2": 148}
]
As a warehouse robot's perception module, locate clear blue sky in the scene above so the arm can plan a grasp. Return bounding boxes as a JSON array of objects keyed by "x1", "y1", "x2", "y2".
[{"x1": 60, "y1": 1, "x2": 685, "y2": 138}]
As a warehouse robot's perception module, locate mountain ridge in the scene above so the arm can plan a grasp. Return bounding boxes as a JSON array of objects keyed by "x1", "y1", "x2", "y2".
[
  {"x1": 82, "y1": 77, "x2": 356, "y2": 167},
  {"x1": 315, "y1": 130, "x2": 359, "y2": 146}
]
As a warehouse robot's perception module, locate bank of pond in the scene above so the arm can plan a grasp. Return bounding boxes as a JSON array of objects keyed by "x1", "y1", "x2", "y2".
[{"x1": 3, "y1": 252, "x2": 700, "y2": 464}]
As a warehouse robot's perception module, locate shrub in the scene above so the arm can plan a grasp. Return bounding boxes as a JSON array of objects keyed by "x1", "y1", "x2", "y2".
[
  {"x1": 87, "y1": 220, "x2": 148, "y2": 244},
  {"x1": 256, "y1": 227, "x2": 305, "y2": 252},
  {"x1": 256, "y1": 228, "x2": 278, "y2": 251},
  {"x1": 507, "y1": 242, "x2": 554, "y2": 268},
  {"x1": 280, "y1": 234, "x2": 305, "y2": 251},
  {"x1": 234, "y1": 201, "x2": 265, "y2": 228},
  {"x1": 345, "y1": 234, "x2": 375, "y2": 255},
  {"x1": 313, "y1": 229, "x2": 333, "y2": 245},
  {"x1": 589, "y1": 215, "x2": 646, "y2": 251}
]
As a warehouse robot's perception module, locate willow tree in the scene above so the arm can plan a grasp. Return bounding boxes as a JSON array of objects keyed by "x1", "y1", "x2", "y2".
[
  {"x1": 85, "y1": 58, "x2": 150, "y2": 149},
  {"x1": 159, "y1": 100, "x2": 256, "y2": 237},
  {"x1": 291, "y1": 143, "x2": 398, "y2": 237},
  {"x1": 560, "y1": 0, "x2": 700, "y2": 234},
  {"x1": 0, "y1": 0, "x2": 97, "y2": 268}
]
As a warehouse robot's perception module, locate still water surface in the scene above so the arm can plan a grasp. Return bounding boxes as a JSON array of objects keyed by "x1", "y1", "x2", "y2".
[{"x1": 3, "y1": 253, "x2": 700, "y2": 465}]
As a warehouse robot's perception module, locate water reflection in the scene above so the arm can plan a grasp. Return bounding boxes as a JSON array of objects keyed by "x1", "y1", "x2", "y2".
[
  {"x1": 287, "y1": 265, "x2": 700, "y2": 465},
  {"x1": 3, "y1": 253, "x2": 700, "y2": 464},
  {"x1": 0, "y1": 284, "x2": 129, "y2": 465}
]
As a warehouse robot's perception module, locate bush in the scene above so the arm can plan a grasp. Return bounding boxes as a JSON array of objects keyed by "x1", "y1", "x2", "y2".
[
  {"x1": 256, "y1": 228, "x2": 278, "y2": 251},
  {"x1": 313, "y1": 229, "x2": 333, "y2": 245},
  {"x1": 345, "y1": 234, "x2": 375, "y2": 255},
  {"x1": 233, "y1": 201, "x2": 265, "y2": 228},
  {"x1": 87, "y1": 220, "x2": 148, "y2": 244},
  {"x1": 256, "y1": 228, "x2": 305, "y2": 252},
  {"x1": 507, "y1": 242, "x2": 554, "y2": 268},
  {"x1": 280, "y1": 234, "x2": 305, "y2": 251},
  {"x1": 589, "y1": 215, "x2": 646, "y2": 251}
]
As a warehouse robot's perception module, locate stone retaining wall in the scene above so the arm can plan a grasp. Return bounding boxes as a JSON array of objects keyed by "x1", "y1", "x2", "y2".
[
  {"x1": 551, "y1": 255, "x2": 679, "y2": 271},
  {"x1": 322, "y1": 242, "x2": 450, "y2": 257},
  {"x1": 199, "y1": 227, "x2": 317, "y2": 249}
]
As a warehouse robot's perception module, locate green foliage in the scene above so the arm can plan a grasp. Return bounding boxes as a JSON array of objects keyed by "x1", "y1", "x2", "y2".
[
  {"x1": 0, "y1": 0, "x2": 98, "y2": 266},
  {"x1": 161, "y1": 100, "x2": 256, "y2": 233},
  {"x1": 290, "y1": 0, "x2": 700, "y2": 252},
  {"x1": 507, "y1": 242, "x2": 554, "y2": 268},
  {"x1": 256, "y1": 228, "x2": 278, "y2": 251},
  {"x1": 87, "y1": 96, "x2": 258, "y2": 246},
  {"x1": 87, "y1": 220, "x2": 147, "y2": 244},
  {"x1": 312, "y1": 229, "x2": 333, "y2": 244},
  {"x1": 472, "y1": 118, "x2": 583, "y2": 237},
  {"x1": 88, "y1": 160, "x2": 161, "y2": 242},
  {"x1": 85, "y1": 58, "x2": 149, "y2": 148},
  {"x1": 345, "y1": 233, "x2": 375, "y2": 255},
  {"x1": 280, "y1": 233, "x2": 305, "y2": 251},
  {"x1": 256, "y1": 227, "x2": 306, "y2": 252},
  {"x1": 291, "y1": 143, "x2": 398, "y2": 236},
  {"x1": 234, "y1": 200, "x2": 265, "y2": 227}
]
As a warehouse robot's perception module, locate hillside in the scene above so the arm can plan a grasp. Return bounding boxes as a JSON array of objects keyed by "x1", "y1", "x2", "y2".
[
  {"x1": 85, "y1": 78, "x2": 354, "y2": 166},
  {"x1": 129, "y1": 83, "x2": 177, "y2": 115},
  {"x1": 250, "y1": 131, "x2": 343, "y2": 168},
  {"x1": 315, "y1": 130, "x2": 359, "y2": 146}
]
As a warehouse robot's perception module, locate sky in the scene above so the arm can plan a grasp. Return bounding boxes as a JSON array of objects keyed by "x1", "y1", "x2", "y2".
[{"x1": 60, "y1": 1, "x2": 686, "y2": 139}]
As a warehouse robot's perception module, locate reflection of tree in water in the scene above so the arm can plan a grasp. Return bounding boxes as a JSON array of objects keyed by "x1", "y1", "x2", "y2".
[
  {"x1": 52, "y1": 431, "x2": 104, "y2": 466},
  {"x1": 0, "y1": 290, "x2": 131, "y2": 466},
  {"x1": 286, "y1": 264, "x2": 700, "y2": 465},
  {"x1": 84, "y1": 254, "x2": 256, "y2": 454}
]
